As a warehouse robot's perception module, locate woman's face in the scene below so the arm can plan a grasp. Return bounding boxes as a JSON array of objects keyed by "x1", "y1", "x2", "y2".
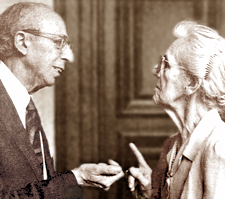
[{"x1": 153, "y1": 50, "x2": 188, "y2": 109}]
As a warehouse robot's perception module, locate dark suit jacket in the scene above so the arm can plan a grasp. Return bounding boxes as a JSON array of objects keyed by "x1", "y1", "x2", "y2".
[{"x1": 0, "y1": 80, "x2": 84, "y2": 198}]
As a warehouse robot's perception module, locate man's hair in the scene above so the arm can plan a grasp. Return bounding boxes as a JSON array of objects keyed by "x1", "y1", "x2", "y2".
[
  {"x1": 0, "y1": 2, "x2": 53, "y2": 60},
  {"x1": 169, "y1": 21, "x2": 225, "y2": 115}
]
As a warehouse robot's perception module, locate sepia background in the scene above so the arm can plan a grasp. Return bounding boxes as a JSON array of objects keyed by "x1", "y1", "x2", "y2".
[{"x1": 1, "y1": 0, "x2": 225, "y2": 199}]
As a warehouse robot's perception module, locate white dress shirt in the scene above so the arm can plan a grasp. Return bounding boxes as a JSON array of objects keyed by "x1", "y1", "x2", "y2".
[{"x1": 0, "y1": 61, "x2": 30, "y2": 127}]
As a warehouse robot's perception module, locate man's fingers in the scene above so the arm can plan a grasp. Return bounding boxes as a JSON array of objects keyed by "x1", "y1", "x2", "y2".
[
  {"x1": 129, "y1": 143, "x2": 148, "y2": 167},
  {"x1": 89, "y1": 171, "x2": 124, "y2": 188},
  {"x1": 98, "y1": 163, "x2": 107, "y2": 166},
  {"x1": 76, "y1": 163, "x2": 124, "y2": 188},
  {"x1": 96, "y1": 164, "x2": 122, "y2": 175},
  {"x1": 104, "y1": 187, "x2": 110, "y2": 191},
  {"x1": 106, "y1": 171, "x2": 124, "y2": 185},
  {"x1": 108, "y1": 159, "x2": 120, "y2": 166},
  {"x1": 84, "y1": 180, "x2": 105, "y2": 189}
]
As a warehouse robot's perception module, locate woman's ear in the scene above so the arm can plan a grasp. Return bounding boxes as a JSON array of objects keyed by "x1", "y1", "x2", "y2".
[
  {"x1": 14, "y1": 31, "x2": 29, "y2": 56},
  {"x1": 185, "y1": 76, "x2": 202, "y2": 95}
]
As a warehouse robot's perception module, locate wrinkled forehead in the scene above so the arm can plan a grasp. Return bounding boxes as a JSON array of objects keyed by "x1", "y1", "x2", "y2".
[
  {"x1": 165, "y1": 38, "x2": 186, "y2": 63},
  {"x1": 28, "y1": 8, "x2": 68, "y2": 36},
  {"x1": 167, "y1": 39, "x2": 182, "y2": 55},
  {"x1": 164, "y1": 41, "x2": 178, "y2": 63}
]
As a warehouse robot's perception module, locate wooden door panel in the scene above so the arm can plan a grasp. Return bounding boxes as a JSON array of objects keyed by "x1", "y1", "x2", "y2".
[
  {"x1": 116, "y1": 0, "x2": 204, "y2": 117},
  {"x1": 119, "y1": 131, "x2": 174, "y2": 170}
]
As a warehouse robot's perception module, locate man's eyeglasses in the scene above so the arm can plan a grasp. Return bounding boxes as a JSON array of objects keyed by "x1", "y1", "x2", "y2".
[{"x1": 22, "y1": 29, "x2": 71, "y2": 52}]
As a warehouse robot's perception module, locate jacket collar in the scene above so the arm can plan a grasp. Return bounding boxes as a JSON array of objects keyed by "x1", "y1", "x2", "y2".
[
  {"x1": 170, "y1": 109, "x2": 220, "y2": 175},
  {"x1": 169, "y1": 109, "x2": 221, "y2": 198},
  {"x1": 183, "y1": 109, "x2": 220, "y2": 161}
]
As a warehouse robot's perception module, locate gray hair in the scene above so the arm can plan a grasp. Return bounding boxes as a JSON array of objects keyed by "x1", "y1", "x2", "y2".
[
  {"x1": 0, "y1": 2, "x2": 53, "y2": 60},
  {"x1": 169, "y1": 21, "x2": 225, "y2": 115}
]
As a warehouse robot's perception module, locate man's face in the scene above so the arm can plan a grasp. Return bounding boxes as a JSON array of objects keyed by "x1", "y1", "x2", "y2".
[{"x1": 26, "y1": 15, "x2": 73, "y2": 89}]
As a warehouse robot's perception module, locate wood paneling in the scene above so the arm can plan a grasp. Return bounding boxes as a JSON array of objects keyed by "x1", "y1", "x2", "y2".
[
  {"x1": 55, "y1": 0, "x2": 104, "y2": 198},
  {"x1": 116, "y1": 0, "x2": 199, "y2": 116}
]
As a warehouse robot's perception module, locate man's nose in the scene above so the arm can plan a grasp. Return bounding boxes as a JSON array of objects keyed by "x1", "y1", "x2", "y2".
[{"x1": 60, "y1": 45, "x2": 74, "y2": 63}]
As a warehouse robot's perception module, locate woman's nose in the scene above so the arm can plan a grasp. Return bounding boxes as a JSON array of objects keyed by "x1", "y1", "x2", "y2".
[{"x1": 153, "y1": 64, "x2": 160, "y2": 77}]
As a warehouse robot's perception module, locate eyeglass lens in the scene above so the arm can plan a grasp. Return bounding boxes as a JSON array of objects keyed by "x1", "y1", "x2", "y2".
[{"x1": 22, "y1": 29, "x2": 70, "y2": 51}]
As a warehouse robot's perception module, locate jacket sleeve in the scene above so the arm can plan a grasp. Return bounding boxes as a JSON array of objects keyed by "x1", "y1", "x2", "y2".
[{"x1": 1, "y1": 172, "x2": 86, "y2": 199}]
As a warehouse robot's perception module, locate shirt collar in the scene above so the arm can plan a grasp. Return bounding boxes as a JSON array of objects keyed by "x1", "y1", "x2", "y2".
[
  {"x1": 0, "y1": 61, "x2": 30, "y2": 127},
  {"x1": 183, "y1": 109, "x2": 221, "y2": 161}
]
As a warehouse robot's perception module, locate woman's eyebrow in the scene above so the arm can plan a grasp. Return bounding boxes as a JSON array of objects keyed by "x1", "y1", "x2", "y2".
[{"x1": 164, "y1": 54, "x2": 169, "y2": 62}]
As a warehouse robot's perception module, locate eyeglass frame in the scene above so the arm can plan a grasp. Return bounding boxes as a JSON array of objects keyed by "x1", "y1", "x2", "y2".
[
  {"x1": 156, "y1": 55, "x2": 186, "y2": 74},
  {"x1": 21, "y1": 29, "x2": 71, "y2": 52}
]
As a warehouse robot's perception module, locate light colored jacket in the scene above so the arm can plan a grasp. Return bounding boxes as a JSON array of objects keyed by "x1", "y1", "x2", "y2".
[{"x1": 153, "y1": 109, "x2": 225, "y2": 199}]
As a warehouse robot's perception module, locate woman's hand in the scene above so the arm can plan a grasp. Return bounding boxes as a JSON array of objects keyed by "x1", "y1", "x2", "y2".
[{"x1": 127, "y1": 143, "x2": 152, "y2": 198}]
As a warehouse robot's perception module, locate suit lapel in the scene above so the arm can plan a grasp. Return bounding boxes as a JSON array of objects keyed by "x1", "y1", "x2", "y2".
[{"x1": 0, "y1": 80, "x2": 43, "y2": 180}]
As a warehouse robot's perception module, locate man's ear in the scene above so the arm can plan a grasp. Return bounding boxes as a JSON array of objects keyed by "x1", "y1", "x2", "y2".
[
  {"x1": 185, "y1": 77, "x2": 202, "y2": 95},
  {"x1": 14, "y1": 31, "x2": 29, "y2": 56}
]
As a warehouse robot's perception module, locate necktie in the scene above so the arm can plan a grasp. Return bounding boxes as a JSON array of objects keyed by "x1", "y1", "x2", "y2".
[{"x1": 26, "y1": 98, "x2": 43, "y2": 169}]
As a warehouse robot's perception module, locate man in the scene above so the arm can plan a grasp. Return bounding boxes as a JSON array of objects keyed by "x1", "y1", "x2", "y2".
[{"x1": 0, "y1": 2, "x2": 124, "y2": 198}]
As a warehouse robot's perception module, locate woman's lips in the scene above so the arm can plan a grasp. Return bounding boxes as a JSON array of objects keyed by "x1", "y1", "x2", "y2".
[
  {"x1": 155, "y1": 85, "x2": 160, "y2": 90},
  {"x1": 53, "y1": 66, "x2": 63, "y2": 74}
]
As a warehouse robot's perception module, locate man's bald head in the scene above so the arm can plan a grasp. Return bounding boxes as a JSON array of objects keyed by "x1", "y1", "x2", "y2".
[{"x1": 0, "y1": 2, "x2": 65, "y2": 60}]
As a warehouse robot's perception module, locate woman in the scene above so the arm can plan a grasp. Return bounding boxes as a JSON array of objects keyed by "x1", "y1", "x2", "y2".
[{"x1": 127, "y1": 21, "x2": 225, "y2": 198}]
